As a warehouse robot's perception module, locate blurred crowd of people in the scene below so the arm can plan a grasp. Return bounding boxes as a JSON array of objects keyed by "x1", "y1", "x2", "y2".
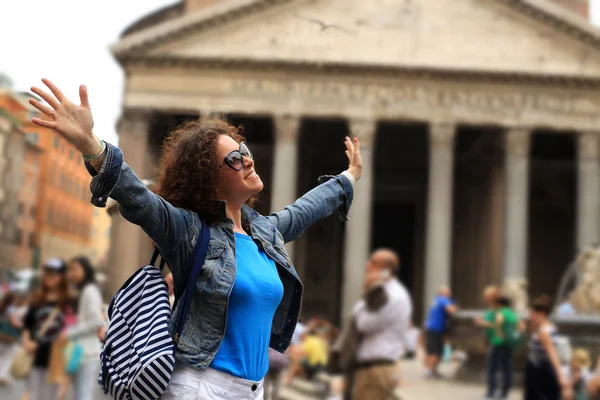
[
  {"x1": 3, "y1": 252, "x2": 600, "y2": 400},
  {"x1": 0, "y1": 257, "x2": 106, "y2": 400},
  {"x1": 258, "y1": 253, "x2": 600, "y2": 400}
]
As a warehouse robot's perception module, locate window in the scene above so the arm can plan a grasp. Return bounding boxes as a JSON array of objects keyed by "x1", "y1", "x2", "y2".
[
  {"x1": 54, "y1": 211, "x2": 61, "y2": 228},
  {"x1": 53, "y1": 137, "x2": 59, "y2": 149},
  {"x1": 29, "y1": 232, "x2": 36, "y2": 248},
  {"x1": 69, "y1": 149, "x2": 74, "y2": 160},
  {"x1": 31, "y1": 206, "x2": 37, "y2": 217},
  {"x1": 27, "y1": 132, "x2": 39, "y2": 143},
  {"x1": 46, "y1": 207, "x2": 53, "y2": 225},
  {"x1": 14, "y1": 229, "x2": 22, "y2": 245},
  {"x1": 75, "y1": 182, "x2": 80, "y2": 198},
  {"x1": 18, "y1": 203, "x2": 25, "y2": 215}
]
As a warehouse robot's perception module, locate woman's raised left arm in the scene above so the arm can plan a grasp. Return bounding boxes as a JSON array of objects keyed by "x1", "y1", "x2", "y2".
[{"x1": 267, "y1": 137, "x2": 362, "y2": 243}]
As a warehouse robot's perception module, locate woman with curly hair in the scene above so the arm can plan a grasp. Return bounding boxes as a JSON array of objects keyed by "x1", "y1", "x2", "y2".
[{"x1": 29, "y1": 79, "x2": 361, "y2": 400}]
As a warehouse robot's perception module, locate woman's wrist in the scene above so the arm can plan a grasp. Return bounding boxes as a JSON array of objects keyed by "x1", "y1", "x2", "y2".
[
  {"x1": 77, "y1": 134, "x2": 102, "y2": 156},
  {"x1": 347, "y1": 166, "x2": 361, "y2": 181},
  {"x1": 341, "y1": 170, "x2": 356, "y2": 187}
]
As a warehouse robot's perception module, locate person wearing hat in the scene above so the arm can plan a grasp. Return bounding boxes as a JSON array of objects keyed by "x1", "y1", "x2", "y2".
[{"x1": 21, "y1": 258, "x2": 71, "y2": 400}]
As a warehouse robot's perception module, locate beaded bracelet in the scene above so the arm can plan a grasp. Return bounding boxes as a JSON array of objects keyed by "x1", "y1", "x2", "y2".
[{"x1": 82, "y1": 140, "x2": 106, "y2": 162}]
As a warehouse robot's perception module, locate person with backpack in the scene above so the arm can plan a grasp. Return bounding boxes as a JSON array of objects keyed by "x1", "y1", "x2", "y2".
[
  {"x1": 28, "y1": 79, "x2": 361, "y2": 400},
  {"x1": 484, "y1": 294, "x2": 520, "y2": 400}
]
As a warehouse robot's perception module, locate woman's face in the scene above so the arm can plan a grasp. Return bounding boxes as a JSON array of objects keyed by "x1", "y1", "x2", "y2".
[
  {"x1": 67, "y1": 261, "x2": 85, "y2": 286},
  {"x1": 216, "y1": 135, "x2": 264, "y2": 205},
  {"x1": 42, "y1": 270, "x2": 63, "y2": 290}
]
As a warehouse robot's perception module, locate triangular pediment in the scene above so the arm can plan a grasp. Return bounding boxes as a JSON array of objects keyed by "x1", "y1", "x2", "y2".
[{"x1": 114, "y1": 0, "x2": 600, "y2": 78}]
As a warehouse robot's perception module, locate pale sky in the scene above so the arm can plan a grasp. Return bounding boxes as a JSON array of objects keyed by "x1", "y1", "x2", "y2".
[{"x1": 2, "y1": 0, "x2": 600, "y2": 146}]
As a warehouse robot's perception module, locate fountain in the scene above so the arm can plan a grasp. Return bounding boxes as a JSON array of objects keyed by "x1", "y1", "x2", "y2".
[{"x1": 451, "y1": 244, "x2": 600, "y2": 384}]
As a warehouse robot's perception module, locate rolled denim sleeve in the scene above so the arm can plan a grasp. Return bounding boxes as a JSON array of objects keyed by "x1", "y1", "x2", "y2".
[
  {"x1": 267, "y1": 173, "x2": 354, "y2": 243},
  {"x1": 85, "y1": 142, "x2": 123, "y2": 207},
  {"x1": 85, "y1": 142, "x2": 194, "y2": 253}
]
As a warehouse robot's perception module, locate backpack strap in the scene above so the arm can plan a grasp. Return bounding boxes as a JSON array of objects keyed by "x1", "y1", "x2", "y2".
[
  {"x1": 174, "y1": 220, "x2": 211, "y2": 344},
  {"x1": 149, "y1": 246, "x2": 166, "y2": 270}
]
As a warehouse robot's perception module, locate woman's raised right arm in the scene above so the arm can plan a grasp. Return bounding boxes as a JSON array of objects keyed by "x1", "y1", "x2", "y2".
[
  {"x1": 29, "y1": 79, "x2": 193, "y2": 252},
  {"x1": 85, "y1": 141, "x2": 194, "y2": 251}
]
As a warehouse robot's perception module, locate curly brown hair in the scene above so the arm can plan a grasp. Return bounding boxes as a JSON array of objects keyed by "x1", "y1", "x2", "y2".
[{"x1": 156, "y1": 118, "x2": 258, "y2": 225}]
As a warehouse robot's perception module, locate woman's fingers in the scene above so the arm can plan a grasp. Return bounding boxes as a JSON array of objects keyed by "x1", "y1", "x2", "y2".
[
  {"x1": 30, "y1": 86, "x2": 60, "y2": 109},
  {"x1": 29, "y1": 98, "x2": 55, "y2": 118},
  {"x1": 32, "y1": 117, "x2": 58, "y2": 130},
  {"x1": 79, "y1": 85, "x2": 90, "y2": 109},
  {"x1": 353, "y1": 137, "x2": 360, "y2": 152},
  {"x1": 345, "y1": 136, "x2": 354, "y2": 154},
  {"x1": 42, "y1": 78, "x2": 66, "y2": 103}
]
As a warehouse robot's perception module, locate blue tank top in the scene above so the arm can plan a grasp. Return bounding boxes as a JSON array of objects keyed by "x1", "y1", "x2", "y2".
[{"x1": 210, "y1": 232, "x2": 284, "y2": 381}]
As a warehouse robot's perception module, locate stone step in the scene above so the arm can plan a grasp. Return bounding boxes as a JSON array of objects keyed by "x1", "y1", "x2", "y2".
[
  {"x1": 280, "y1": 385, "x2": 317, "y2": 400},
  {"x1": 280, "y1": 377, "x2": 330, "y2": 400}
]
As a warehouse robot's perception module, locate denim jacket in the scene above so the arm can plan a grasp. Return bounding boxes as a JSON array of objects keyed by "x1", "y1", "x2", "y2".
[{"x1": 86, "y1": 142, "x2": 354, "y2": 370}]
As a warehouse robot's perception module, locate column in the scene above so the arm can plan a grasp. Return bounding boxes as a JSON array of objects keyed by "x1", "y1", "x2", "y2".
[
  {"x1": 502, "y1": 128, "x2": 531, "y2": 281},
  {"x1": 271, "y1": 115, "x2": 301, "y2": 260},
  {"x1": 106, "y1": 109, "x2": 152, "y2": 296},
  {"x1": 341, "y1": 118, "x2": 377, "y2": 318},
  {"x1": 577, "y1": 131, "x2": 600, "y2": 250},
  {"x1": 423, "y1": 122, "x2": 456, "y2": 313}
]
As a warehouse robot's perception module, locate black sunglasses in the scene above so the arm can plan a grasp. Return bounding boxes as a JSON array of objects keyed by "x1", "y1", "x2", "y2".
[{"x1": 223, "y1": 142, "x2": 253, "y2": 171}]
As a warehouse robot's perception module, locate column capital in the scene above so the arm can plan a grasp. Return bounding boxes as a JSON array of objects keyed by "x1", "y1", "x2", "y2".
[
  {"x1": 200, "y1": 110, "x2": 225, "y2": 120},
  {"x1": 578, "y1": 131, "x2": 600, "y2": 159},
  {"x1": 505, "y1": 128, "x2": 532, "y2": 157},
  {"x1": 116, "y1": 108, "x2": 152, "y2": 137},
  {"x1": 349, "y1": 118, "x2": 377, "y2": 148},
  {"x1": 429, "y1": 122, "x2": 456, "y2": 149},
  {"x1": 273, "y1": 114, "x2": 301, "y2": 143}
]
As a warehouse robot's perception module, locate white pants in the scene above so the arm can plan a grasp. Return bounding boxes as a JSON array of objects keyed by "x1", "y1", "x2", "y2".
[
  {"x1": 71, "y1": 360, "x2": 102, "y2": 400},
  {"x1": 162, "y1": 362, "x2": 264, "y2": 400}
]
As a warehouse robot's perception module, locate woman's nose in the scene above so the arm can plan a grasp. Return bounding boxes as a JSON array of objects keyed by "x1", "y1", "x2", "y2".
[{"x1": 243, "y1": 156, "x2": 254, "y2": 168}]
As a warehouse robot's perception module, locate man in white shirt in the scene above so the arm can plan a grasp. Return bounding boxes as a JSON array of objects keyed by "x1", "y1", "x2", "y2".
[{"x1": 351, "y1": 248, "x2": 413, "y2": 400}]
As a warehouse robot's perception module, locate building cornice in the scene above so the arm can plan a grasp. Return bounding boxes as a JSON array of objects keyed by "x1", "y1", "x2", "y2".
[{"x1": 121, "y1": 55, "x2": 600, "y2": 89}]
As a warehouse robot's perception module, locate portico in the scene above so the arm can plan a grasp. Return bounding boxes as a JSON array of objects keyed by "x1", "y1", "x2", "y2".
[{"x1": 108, "y1": 0, "x2": 600, "y2": 323}]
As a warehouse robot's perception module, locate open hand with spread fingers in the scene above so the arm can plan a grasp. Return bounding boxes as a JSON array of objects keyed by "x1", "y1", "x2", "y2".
[
  {"x1": 344, "y1": 136, "x2": 362, "y2": 181},
  {"x1": 29, "y1": 78, "x2": 101, "y2": 155}
]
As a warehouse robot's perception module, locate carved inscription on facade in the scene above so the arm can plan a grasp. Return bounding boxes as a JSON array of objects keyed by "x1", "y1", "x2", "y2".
[{"x1": 230, "y1": 79, "x2": 597, "y2": 116}]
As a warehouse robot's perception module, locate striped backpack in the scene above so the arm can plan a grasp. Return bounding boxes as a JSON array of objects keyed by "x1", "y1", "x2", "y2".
[{"x1": 98, "y1": 222, "x2": 210, "y2": 400}]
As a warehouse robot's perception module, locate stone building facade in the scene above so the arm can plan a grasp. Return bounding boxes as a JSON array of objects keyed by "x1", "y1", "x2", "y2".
[{"x1": 109, "y1": 0, "x2": 600, "y2": 322}]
